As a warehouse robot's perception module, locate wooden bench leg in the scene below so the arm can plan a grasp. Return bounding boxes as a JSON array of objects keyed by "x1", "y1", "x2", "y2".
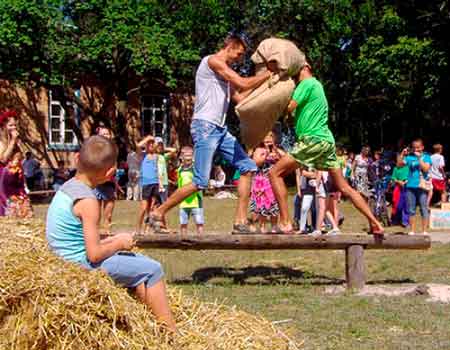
[{"x1": 345, "y1": 245, "x2": 365, "y2": 290}]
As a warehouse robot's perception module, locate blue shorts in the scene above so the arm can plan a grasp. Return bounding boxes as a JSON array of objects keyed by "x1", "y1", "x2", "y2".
[
  {"x1": 88, "y1": 252, "x2": 164, "y2": 288},
  {"x1": 406, "y1": 187, "x2": 429, "y2": 218},
  {"x1": 191, "y1": 119, "x2": 257, "y2": 189},
  {"x1": 179, "y1": 207, "x2": 204, "y2": 225},
  {"x1": 94, "y1": 182, "x2": 116, "y2": 201}
]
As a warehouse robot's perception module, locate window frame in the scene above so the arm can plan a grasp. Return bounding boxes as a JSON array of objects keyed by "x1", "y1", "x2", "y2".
[
  {"x1": 47, "y1": 90, "x2": 80, "y2": 151},
  {"x1": 140, "y1": 94, "x2": 170, "y2": 145}
]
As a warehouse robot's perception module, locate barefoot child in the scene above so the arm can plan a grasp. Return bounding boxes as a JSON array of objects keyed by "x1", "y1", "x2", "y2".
[
  {"x1": 177, "y1": 147, "x2": 204, "y2": 234},
  {"x1": 46, "y1": 136, "x2": 176, "y2": 331},
  {"x1": 269, "y1": 61, "x2": 383, "y2": 234}
]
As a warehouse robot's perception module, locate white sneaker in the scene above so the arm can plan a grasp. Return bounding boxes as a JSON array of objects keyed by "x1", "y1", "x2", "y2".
[
  {"x1": 407, "y1": 231, "x2": 415, "y2": 236},
  {"x1": 423, "y1": 232, "x2": 429, "y2": 236},
  {"x1": 309, "y1": 230, "x2": 322, "y2": 237},
  {"x1": 326, "y1": 228, "x2": 341, "y2": 236}
]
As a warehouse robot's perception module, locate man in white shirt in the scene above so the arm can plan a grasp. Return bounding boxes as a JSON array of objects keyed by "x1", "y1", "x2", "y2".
[{"x1": 430, "y1": 144, "x2": 446, "y2": 205}]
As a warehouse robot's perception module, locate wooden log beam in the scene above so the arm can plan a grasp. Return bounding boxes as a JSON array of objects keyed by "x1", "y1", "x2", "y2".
[
  {"x1": 28, "y1": 190, "x2": 56, "y2": 196},
  {"x1": 345, "y1": 245, "x2": 366, "y2": 290},
  {"x1": 130, "y1": 234, "x2": 430, "y2": 250}
]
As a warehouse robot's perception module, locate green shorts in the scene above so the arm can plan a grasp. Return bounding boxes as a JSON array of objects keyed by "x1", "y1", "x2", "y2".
[{"x1": 289, "y1": 136, "x2": 339, "y2": 170}]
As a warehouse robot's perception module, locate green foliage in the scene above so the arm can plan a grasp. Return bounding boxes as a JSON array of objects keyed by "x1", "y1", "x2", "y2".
[{"x1": 0, "y1": 0, "x2": 449, "y2": 147}]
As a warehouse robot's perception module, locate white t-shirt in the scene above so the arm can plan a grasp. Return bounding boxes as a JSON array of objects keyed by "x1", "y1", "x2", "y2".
[{"x1": 430, "y1": 153, "x2": 445, "y2": 180}]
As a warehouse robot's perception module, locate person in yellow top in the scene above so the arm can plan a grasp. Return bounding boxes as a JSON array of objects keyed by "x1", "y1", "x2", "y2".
[{"x1": 177, "y1": 147, "x2": 204, "y2": 235}]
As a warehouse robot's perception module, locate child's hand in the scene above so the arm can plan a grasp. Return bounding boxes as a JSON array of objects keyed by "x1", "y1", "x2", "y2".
[{"x1": 115, "y1": 233, "x2": 135, "y2": 250}]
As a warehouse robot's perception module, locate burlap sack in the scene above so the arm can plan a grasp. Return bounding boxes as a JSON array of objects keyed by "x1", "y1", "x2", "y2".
[
  {"x1": 236, "y1": 75, "x2": 295, "y2": 148},
  {"x1": 251, "y1": 38, "x2": 305, "y2": 77}
]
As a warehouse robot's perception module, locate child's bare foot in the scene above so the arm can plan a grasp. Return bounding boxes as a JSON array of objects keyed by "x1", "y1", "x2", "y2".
[{"x1": 278, "y1": 223, "x2": 294, "y2": 234}]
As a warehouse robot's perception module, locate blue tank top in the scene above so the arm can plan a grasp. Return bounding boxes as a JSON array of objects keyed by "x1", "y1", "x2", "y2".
[
  {"x1": 46, "y1": 178, "x2": 96, "y2": 266},
  {"x1": 140, "y1": 154, "x2": 159, "y2": 186},
  {"x1": 192, "y1": 55, "x2": 230, "y2": 127}
]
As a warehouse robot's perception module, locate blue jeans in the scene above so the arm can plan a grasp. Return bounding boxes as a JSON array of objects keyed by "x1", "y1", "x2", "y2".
[
  {"x1": 191, "y1": 119, "x2": 257, "y2": 189},
  {"x1": 406, "y1": 187, "x2": 429, "y2": 218},
  {"x1": 294, "y1": 194, "x2": 302, "y2": 222}
]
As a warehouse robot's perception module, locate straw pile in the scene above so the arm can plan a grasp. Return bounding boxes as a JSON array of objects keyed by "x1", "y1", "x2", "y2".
[{"x1": 0, "y1": 218, "x2": 302, "y2": 349}]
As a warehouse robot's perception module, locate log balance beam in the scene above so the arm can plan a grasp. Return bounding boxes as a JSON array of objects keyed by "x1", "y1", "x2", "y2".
[{"x1": 129, "y1": 233, "x2": 431, "y2": 290}]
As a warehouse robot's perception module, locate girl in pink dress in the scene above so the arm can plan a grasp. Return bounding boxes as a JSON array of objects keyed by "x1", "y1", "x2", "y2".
[{"x1": 249, "y1": 144, "x2": 280, "y2": 233}]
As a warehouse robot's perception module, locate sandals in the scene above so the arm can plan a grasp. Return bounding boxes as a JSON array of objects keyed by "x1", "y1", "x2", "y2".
[
  {"x1": 147, "y1": 213, "x2": 170, "y2": 234},
  {"x1": 232, "y1": 223, "x2": 253, "y2": 234}
]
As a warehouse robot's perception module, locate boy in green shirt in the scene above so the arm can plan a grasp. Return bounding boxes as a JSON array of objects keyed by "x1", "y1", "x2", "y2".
[
  {"x1": 391, "y1": 164, "x2": 409, "y2": 226},
  {"x1": 269, "y1": 62, "x2": 383, "y2": 235},
  {"x1": 178, "y1": 147, "x2": 204, "y2": 234}
]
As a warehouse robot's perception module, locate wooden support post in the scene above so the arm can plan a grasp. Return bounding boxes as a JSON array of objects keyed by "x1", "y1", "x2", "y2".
[{"x1": 345, "y1": 245, "x2": 365, "y2": 290}]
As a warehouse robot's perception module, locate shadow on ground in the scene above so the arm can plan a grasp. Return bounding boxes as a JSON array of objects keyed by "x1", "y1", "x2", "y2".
[
  {"x1": 174, "y1": 265, "x2": 344, "y2": 286},
  {"x1": 173, "y1": 265, "x2": 417, "y2": 286}
]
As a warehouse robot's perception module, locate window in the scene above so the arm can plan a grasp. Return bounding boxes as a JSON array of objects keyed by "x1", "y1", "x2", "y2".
[
  {"x1": 48, "y1": 91, "x2": 79, "y2": 150},
  {"x1": 141, "y1": 95, "x2": 169, "y2": 144}
]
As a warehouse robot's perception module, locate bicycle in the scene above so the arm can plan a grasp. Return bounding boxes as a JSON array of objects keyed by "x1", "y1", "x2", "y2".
[{"x1": 368, "y1": 176, "x2": 392, "y2": 227}]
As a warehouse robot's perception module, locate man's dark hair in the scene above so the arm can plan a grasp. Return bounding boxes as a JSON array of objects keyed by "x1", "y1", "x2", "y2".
[
  {"x1": 78, "y1": 136, "x2": 118, "y2": 174},
  {"x1": 224, "y1": 30, "x2": 251, "y2": 49}
]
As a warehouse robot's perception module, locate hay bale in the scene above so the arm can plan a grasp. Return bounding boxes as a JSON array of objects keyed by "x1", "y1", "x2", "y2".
[{"x1": 0, "y1": 218, "x2": 301, "y2": 349}]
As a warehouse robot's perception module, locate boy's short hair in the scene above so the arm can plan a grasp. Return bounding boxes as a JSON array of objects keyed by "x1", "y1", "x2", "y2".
[
  {"x1": 78, "y1": 136, "x2": 118, "y2": 174},
  {"x1": 433, "y1": 143, "x2": 443, "y2": 152},
  {"x1": 180, "y1": 146, "x2": 193, "y2": 158}
]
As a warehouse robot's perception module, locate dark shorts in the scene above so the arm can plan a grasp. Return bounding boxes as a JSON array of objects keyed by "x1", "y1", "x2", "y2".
[
  {"x1": 142, "y1": 184, "x2": 160, "y2": 201},
  {"x1": 94, "y1": 182, "x2": 116, "y2": 201}
]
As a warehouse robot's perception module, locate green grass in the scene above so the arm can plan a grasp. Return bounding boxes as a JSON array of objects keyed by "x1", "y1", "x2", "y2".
[{"x1": 33, "y1": 196, "x2": 450, "y2": 349}]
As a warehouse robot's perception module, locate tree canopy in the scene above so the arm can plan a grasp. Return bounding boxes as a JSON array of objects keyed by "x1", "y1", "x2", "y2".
[{"x1": 0, "y1": 0, "x2": 448, "y2": 149}]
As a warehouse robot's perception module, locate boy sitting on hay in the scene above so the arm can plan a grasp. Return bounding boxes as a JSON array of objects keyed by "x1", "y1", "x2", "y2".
[{"x1": 46, "y1": 135, "x2": 176, "y2": 331}]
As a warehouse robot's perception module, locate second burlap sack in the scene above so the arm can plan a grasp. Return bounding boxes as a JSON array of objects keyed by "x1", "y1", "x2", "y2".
[
  {"x1": 236, "y1": 38, "x2": 304, "y2": 148},
  {"x1": 236, "y1": 74, "x2": 295, "y2": 148}
]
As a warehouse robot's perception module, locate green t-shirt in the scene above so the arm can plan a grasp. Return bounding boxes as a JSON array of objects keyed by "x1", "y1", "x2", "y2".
[
  {"x1": 391, "y1": 166, "x2": 409, "y2": 182},
  {"x1": 178, "y1": 166, "x2": 203, "y2": 209},
  {"x1": 337, "y1": 155, "x2": 346, "y2": 169},
  {"x1": 292, "y1": 77, "x2": 335, "y2": 144}
]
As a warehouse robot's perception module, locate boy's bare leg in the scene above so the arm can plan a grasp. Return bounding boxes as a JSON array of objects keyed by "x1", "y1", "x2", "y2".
[
  {"x1": 328, "y1": 168, "x2": 383, "y2": 233},
  {"x1": 135, "y1": 281, "x2": 177, "y2": 332},
  {"x1": 196, "y1": 224, "x2": 204, "y2": 234},
  {"x1": 180, "y1": 224, "x2": 188, "y2": 235},
  {"x1": 234, "y1": 171, "x2": 253, "y2": 225},
  {"x1": 409, "y1": 216, "x2": 416, "y2": 233},
  {"x1": 315, "y1": 196, "x2": 326, "y2": 232},
  {"x1": 136, "y1": 200, "x2": 149, "y2": 233},
  {"x1": 421, "y1": 217, "x2": 429, "y2": 234},
  {"x1": 152, "y1": 183, "x2": 197, "y2": 221},
  {"x1": 269, "y1": 155, "x2": 300, "y2": 232}
]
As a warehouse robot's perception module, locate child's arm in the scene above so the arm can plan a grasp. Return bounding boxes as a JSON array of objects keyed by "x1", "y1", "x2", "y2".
[
  {"x1": 164, "y1": 147, "x2": 178, "y2": 159},
  {"x1": 74, "y1": 198, "x2": 134, "y2": 263}
]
